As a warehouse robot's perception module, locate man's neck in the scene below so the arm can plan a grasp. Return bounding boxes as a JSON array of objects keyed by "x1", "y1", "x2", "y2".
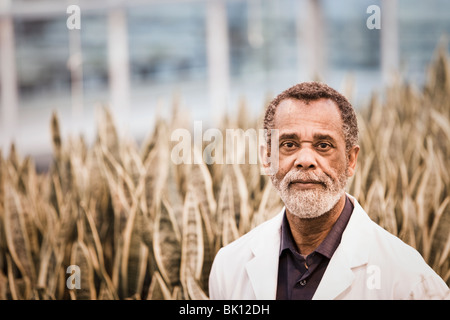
[{"x1": 285, "y1": 195, "x2": 346, "y2": 256}]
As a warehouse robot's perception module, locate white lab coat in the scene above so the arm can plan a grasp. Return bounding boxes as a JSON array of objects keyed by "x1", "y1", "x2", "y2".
[{"x1": 208, "y1": 194, "x2": 450, "y2": 300}]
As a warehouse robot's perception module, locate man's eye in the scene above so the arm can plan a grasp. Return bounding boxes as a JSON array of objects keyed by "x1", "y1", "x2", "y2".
[
  {"x1": 317, "y1": 142, "x2": 331, "y2": 150},
  {"x1": 281, "y1": 142, "x2": 296, "y2": 148}
]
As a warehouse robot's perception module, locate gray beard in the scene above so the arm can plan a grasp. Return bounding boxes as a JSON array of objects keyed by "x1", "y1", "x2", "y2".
[{"x1": 270, "y1": 169, "x2": 347, "y2": 219}]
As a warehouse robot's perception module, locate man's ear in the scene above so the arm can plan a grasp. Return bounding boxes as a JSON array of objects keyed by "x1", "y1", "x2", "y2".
[
  {"x1": 346, "y1": 145, "x2": 360, "y2": 177},
  {"x1": 259, "y1": 143, "x2": 271, "y2": 175}
]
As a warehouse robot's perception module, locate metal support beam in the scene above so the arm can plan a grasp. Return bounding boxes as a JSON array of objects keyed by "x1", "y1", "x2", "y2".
[
  {"x1": 297, "y1": 0, "x2": 325, "y2": 81},
  {"x1": 0, "y1": 0, "x2": 18, "y2": 147},
  {"x1": 381, "y1": 0, "x2": 399, "y2": 85},
  {"x1": 107, "y1": 6, "x2": 131, "y2": 130},
  {"x1": 206, "y1": 0, "x2": 230, "y2": 121},
  {"x1": 68, "y1": 25, "x2": 84, "y2": 122}
]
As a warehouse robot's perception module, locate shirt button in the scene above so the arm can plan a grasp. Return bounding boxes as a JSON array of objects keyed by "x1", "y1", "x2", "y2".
[{"x1": 299, "y1": 280, "x2": 307, "y2": 286}]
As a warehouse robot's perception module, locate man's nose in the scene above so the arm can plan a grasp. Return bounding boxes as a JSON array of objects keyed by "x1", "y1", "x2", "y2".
[{"x1": 293, "y1": 147, "x2": 317, "y2": 169}]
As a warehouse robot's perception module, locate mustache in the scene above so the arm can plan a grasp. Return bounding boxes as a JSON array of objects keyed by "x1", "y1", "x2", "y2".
[{"x1": 282, "y1": 170, "x2": 331, "y2": 188}]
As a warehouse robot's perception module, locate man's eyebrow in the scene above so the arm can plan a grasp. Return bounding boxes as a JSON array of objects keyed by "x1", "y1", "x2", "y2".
[
  {"x1": 279, "y1": 133, "x2": 299, "y2": 140},
  {"x1": 278, "y1": 132, "x2": 338, "y2": 142},
  {"x1": 313, "y1": 133, "x2": 337, "y2": 142}
]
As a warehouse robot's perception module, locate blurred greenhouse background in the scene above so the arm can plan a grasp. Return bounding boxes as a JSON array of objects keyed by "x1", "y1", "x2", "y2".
[
  {"x1": 1, "y1": 0, "x2": 450, "y2": 300},
  {"x1": 1, "y1": 0, "x2": 450, "y2": 171}
]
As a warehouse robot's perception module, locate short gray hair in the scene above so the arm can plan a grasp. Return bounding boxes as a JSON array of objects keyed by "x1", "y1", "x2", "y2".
[{"x1": 263, "y1": 81, "x2": 359, "y2": 153}]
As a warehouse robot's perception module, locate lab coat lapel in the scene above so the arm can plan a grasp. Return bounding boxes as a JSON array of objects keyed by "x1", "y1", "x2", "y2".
[
  {"x1": 243, "y1": 197, "x2": 372, "y2": 300},
  {"x1": 245, "y1": 211, "x2": 284, "y2": 300},
  {"x1": 313, "y1": 197, "x2": 370, "y2": 300},
  {"x1": 312, "y1": 245, "x2": 356, "y2": 299}
]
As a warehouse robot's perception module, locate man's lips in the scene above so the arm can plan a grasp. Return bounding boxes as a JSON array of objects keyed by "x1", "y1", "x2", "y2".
[
  {"x1": 290, "y1": 179, "x2": 322, "y2": 184},
  {"x1": 288, "y1": 180, "x2": 325, "y2": 189}
]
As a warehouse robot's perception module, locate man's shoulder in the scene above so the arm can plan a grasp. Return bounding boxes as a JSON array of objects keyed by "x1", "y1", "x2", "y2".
[
  {"x1": 370, "y1": 219, "x2": 449, "y2": 297},
  {"x1": 341, "y1": 198, "x2": 449, "y2": 298},
  {"x1": 351, "y1": 200, "x2": 448, "y2": 294},
  {"x1": 209, "y1": 210, "x2": 284, "y2": 299},
  {"x1": 351, "y1": 200, "x2": 431, "y2": 267},
  {"x1": 215, "y1": 210, "x2": 284, "y2": 258},
  {"x1": 362, "y1": 210, "x2": 427, "y2": 265}
]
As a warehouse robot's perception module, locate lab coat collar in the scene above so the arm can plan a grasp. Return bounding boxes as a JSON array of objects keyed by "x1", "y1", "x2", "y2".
[{"x1": 245, "y1": 194, "x2": 371, "y2": 300}]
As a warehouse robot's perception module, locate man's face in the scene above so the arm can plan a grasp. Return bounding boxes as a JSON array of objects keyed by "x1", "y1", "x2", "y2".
[{"x1": 266, "y1": 98, "x2": 359, "y2": 219}]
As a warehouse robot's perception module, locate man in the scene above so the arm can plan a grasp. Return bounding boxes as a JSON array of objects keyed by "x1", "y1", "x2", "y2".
[{"x1": 208, "y1": 82, "x2": 449, "y2": 300}]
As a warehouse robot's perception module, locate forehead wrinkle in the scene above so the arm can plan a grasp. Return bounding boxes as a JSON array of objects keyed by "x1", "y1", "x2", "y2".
[
  {"x1": 278, "y1": 129, "x2": 340, "y2": 143},
  {"x1": 274, "y1": 99, "x2": 345, "y2": 140}
]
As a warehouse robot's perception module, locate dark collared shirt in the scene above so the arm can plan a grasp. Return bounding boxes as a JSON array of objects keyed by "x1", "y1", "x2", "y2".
[{"x1": 276, "y1": 196, "x2": 354, "y2": 300}]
